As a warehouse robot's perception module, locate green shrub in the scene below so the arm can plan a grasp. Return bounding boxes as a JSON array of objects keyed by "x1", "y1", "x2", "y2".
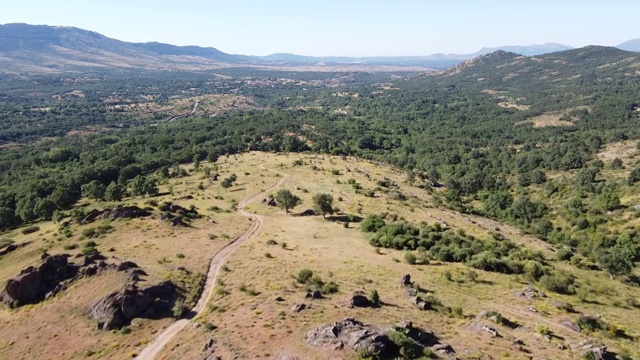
[
  {"x1": 82, "y1": 228, "x2": 96, "y2": 238},
  {"x1": 539, "y1": 273, "x2": 575, "y2": 294},
  {"x1": 322, "y1": 281, "x2": 339, "y2": 294},
  {"x1": 172, "y1": 298, "x2": 187, "y2": 318},
  {"x1": 370, "y1": 290, "x2": 380, "y2": 306},
  {"x1": 296, "y1": 269, "x2": 314, "y2": 284},
  {"x1": 485, "y1": 311, "x2": 507, "y2": 325},
  {"x1": 176, "y1": 253, "x2": 185, "y2": 259},
  {"x1": 576, "y1": 316, "x2": 606, "y2": 332},
  {"x1": 63, "y1": 244, "x2": 78, "y2": 250},
  {"x1": 404, "y1": 251, "x2": 417, "y2": 265},
  {"x1": 536, "y1": 324, "x2": 553, "y2": 336}
]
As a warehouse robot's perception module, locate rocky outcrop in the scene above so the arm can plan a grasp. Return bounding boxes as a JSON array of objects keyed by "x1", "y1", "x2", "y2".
[
  {"x1": 83, "y1": 206, "x2": 151, "y2": 223},
  {"x1": 1, "y1": 252, "x2": 143, "y2": 308},
  {"x1": 305, "y1": 318, "x2": 452, "y2": 359},
  {"x1": 168, "y1": 204, "x2": 199, "y2": 218},
  {"x1": 514, "y1": 285, "x2": 546, "y2": 299},
  {"x1": 572, "y1": 339, "x2": 613, "y2": 360},
  {"x1": 89, "y1": 281, "x2": 181, "y2": 330},
  {"x1": 305, "y1": 290, "x2": 322, "y2": 299},
  {"x1": 0, "y1": 254, "x2": 78, "y2": 307},
  {"x1": 305, "y1": 318, "x2": 392, "y2": 354}
]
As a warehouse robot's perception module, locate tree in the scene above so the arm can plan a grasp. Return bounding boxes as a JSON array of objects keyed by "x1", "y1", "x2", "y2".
[
  {"x1": 628, "y1": 167, "x2": 640, "y2": 186},
  {"x1": 130, "y1": 176, "x2": 147, "y2": 196},
  {"x1": 312, "y1": 193, "x2": 334, "y2": 218},
  {"x1": 15, "y1": 195, "x2": 37, "y2": 223},
  {"x1": 81, "y1": 180, "x2": 106, "y2": 200},
  {"x1": 143, "y1": 177, "x2": 159, "y2": 196},
  {"x1": 610, "y1": 157, "x2": 623, "y2": 170},
  {"x1": 104, "y1": 181, "x2": 124, "y2": 201},
  {"x1": 34, "y1": 198, "x2": 56, "y2": 220},
  {"x1": 130, "y1": 176, "x2": 157, "y2": 197},
  {"x1": 193, "y1": 154, "x2": 201, "y2": 171},
  {"x1": 274, "y1": 189, "x2": 301, "y2": 214},
  {"x1": 597, "y1": 248, "x2": 633, "y2": 278},
  {"x1": 577, "y1": 167, "x2": 598, "y2": 192}
]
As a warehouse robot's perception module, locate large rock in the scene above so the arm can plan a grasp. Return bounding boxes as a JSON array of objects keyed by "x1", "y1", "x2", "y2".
[
  {"x1": 349, "y1": 293, "x2": 370, "y2": 307},
  {"x1": 305, "y1": 318, "x2": 392, "y2": 355},
  {"x1": 0, "y1": 254, "x2": 78, "y2": 307},
  {"x1": 90, "y1": 281, "x2": 180, "y2": 330},
  {"x1": 401, "y1": 274, "x2": 412, "y2": 287}
]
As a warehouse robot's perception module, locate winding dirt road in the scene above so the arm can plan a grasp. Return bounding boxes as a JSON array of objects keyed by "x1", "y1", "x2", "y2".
[{"x1": 136, "y1": 165, "x2": 288, "y2": 360}]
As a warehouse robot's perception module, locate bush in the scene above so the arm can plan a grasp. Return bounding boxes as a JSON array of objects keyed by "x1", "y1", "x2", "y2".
[
  {"x1": 485, "y1": 311, "x2": 507, "y2": 325},
  {"x1": 386, "y1": 328, "x2": 424, "y2": 359},
  {"x1": 539, "y1": 273, "x2": 575, "y2": 294},
  {"x1": 21, "y1": 226, "x2": 40, "y2": 235},
  {"x1": 576, "y1": 316, "x2": 606, "y2": 332},
  {"x1": 370, "y1": 290, "x2": 380, "y2": 306},
  {"x1": 451, "y1": 305, "x2": 464, "y2": 318},
  {"x1": 321, "y1": 281, "x2": 339, "y2": 294},
  {"x1": 266, "y1": 239, "x2": 277, "y2": 245},
  {"x1": 63, "y1": 244, "x2": 78, "y2": 250},
  {"x1": 176, "y1": 253, "x2": 185, "y2": 259},
  {"x1": 404, "y1": 251, "x2": 417, "y2": 265},
  {"x1": 296, "y1": 269, "x2": 314, "y2": 284},
  {"x1": 536, "y1": 324, "x2": 553, "y2": 336},
  {"x1": 172, "y1": 298, "x2": 187, "y2": 318}
]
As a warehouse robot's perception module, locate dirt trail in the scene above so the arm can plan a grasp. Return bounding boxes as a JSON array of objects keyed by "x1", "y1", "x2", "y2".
[{"x1": 136, "y1": 164, "x2": 288, "y2": 360}]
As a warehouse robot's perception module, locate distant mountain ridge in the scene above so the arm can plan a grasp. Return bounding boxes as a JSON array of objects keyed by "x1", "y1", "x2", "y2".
[
  {"x1": 0, "y1": 23, "x2": 637, "y2": 74},
  {"x1": 616, "y1": 39, "x2": 640, "y2": 52}
]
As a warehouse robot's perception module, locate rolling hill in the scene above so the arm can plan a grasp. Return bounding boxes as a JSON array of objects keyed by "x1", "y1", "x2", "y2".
[
  {"x1": 0, "y1": 23, "x2": 611, "y2": 74},
  {"x1": 617, "y1": 38, "x2": 640, "y2": 52}
]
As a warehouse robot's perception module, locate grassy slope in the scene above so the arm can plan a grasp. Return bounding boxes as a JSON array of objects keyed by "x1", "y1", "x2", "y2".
[
  {"x1": 153, "y1": 153, "x2": 639, "y2": 360},
  {"x1": 0, "y1": 152, "x2": 638, "y2": 359}
]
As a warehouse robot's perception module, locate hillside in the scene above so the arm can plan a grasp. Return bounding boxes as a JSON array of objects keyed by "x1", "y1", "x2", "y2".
[
  {"x1": 0, "y1": 23, "x2": 249, "y2": 73},
  {"x1": 1, "y1": 152, "x2": 638, "y2": 360}
]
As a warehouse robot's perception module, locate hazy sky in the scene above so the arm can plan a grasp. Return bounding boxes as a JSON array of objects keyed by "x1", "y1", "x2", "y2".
[{"x1": 1, "y1": 0, "x2": 637, "y2": 56}]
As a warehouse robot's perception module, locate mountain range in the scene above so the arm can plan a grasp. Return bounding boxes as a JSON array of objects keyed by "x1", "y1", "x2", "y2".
[{"x1": 0, "y1": 23, "x2": 638, "y2": 74}]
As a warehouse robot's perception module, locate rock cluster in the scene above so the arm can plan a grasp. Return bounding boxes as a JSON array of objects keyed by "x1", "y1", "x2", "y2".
[
  {"x1": 572, "y1": 338, "x2": 612, "y2": 360},
  {"x1": 83, "y1": 206, "x2": 151, "y2": 223},
  {"x1": 305, "y1": 318, "x2": 455, "y2": 359},
  {"x1": 89, "y1": 281, "x2": 180, "y2": 330},
  {"x1": 305, "y1": 318, "x2": 391, "y2": 354},
  {"x1": 0, "y1": 254, "x2": 77, "y2": 307},
  {"x1": 514, "y1": 285, "x2": 546, "y2": 299},
  {"x1": 0, "y1": 252, "x2": 142, "y2": 308}
]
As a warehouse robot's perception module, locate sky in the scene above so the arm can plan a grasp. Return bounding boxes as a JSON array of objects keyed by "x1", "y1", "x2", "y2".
[{"x1": 1, "y1": 0, "x2": 638, "y2": 57}]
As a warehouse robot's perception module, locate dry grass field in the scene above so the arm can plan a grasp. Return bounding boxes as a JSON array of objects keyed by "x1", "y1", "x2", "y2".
[{"x1": 1, "y1": 152, "x2": 639, "y2": 359}]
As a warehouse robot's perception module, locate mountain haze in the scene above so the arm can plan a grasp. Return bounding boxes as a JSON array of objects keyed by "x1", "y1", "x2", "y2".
[
  {"x1": 617, "y1": 38, "x2": 640, "y2": 52},
  {"x1": 0, "y1": 23, "x2": 637, "y2": 74}
]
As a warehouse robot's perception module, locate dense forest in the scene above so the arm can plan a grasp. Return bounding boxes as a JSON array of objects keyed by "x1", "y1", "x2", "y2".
[{"x1": 1, "y1": 45, "x2": 640, "y2": 278}]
